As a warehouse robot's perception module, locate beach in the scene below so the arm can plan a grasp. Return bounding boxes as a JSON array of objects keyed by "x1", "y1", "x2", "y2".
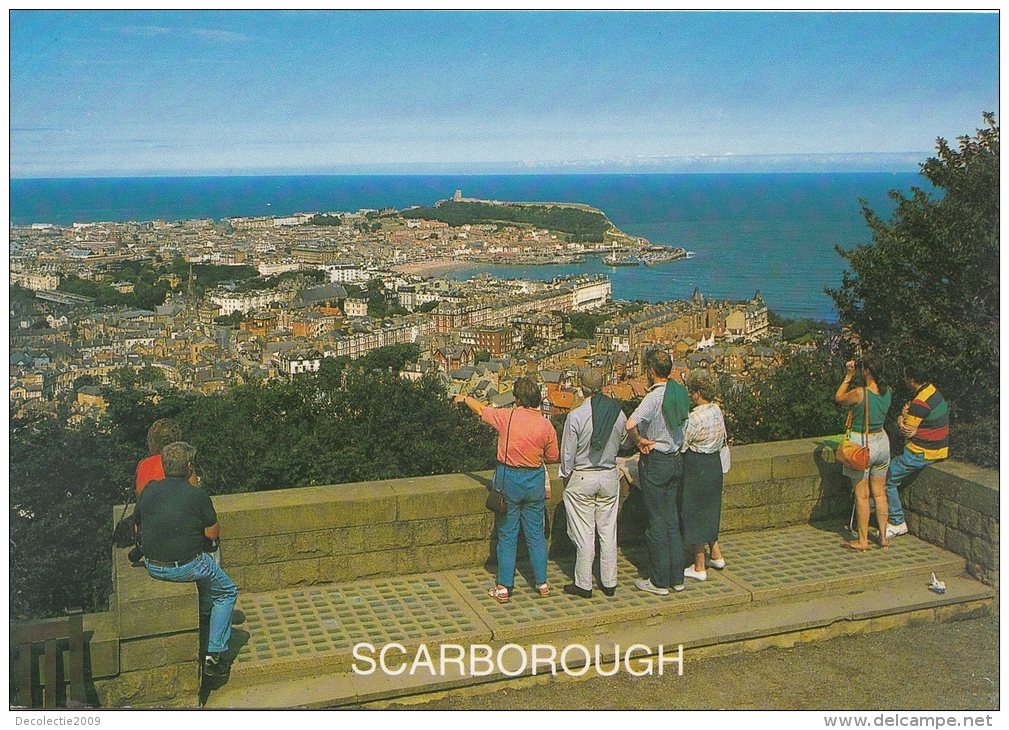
[{"x1": 392, "y1": 258, "x2": 477, "y2": 277}]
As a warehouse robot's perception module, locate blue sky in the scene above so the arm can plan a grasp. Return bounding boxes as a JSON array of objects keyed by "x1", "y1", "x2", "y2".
[{"x1": 9, "y1": 11, "x2": 1000, "y2": 177}]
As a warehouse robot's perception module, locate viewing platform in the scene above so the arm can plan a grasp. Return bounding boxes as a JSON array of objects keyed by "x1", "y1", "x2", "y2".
[
  {"x1": 201, "y1": 523, "x2": 990, "y2": 708},
  {"x1": 14, "y1": 437, "x2": 997, "y2": 708}
]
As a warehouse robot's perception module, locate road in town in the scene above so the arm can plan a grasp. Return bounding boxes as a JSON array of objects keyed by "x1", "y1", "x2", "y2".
[{"x1": 394, "y1": 615, "x2": 999, "y2": 711}]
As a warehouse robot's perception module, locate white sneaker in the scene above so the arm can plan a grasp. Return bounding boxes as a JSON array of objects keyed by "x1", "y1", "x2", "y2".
[
  {"x1": 635, "y1": 578, "x2": 670, "y2": 596},
  {"x1": 709, "y1": 558, "x2": 726, "y2": 570},
  {"x1": 672, "y1": 584, "x2": 686, "y2": 592},
  {"x1": 684, "y1": 565, "x2": 707, "y2": 581},
  {"x1": 885, "y1": 522, "x2": 909, "y2": 539}
]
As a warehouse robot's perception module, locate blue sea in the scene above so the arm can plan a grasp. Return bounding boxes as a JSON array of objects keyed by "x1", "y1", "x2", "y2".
[{"x1": 9, "y1": 173, "x2": 925, "y2": 320}]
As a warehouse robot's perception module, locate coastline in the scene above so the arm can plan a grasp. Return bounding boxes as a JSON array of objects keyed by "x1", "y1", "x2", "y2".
[{"x1": 392, "y1": 258, "x2": 477, "y2": 277}]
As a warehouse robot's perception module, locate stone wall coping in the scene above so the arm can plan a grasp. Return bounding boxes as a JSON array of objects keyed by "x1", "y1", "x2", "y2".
[{"x1": 929, "y1": 459, "x2": 999, "y2": 492}]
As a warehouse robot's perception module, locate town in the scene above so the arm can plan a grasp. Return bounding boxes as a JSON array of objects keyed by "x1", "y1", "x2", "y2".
[{"x1": 10, "y1": 198, "x2": 783, "y2": 422}]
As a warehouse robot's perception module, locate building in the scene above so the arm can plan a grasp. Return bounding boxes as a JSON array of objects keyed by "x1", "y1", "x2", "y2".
[
  {"x1": 277, "y1": 349, "x2": 323, "y2": 376},
  {"x1": 211, "y1": 289, "x2": 288, "y2": 315},
  {"x1": 457, "y1": 326, "x2": 520, "y2": 357},
  {"x1": 345, "y1": 296, "x2": 369, "y2": 317},
  {"x1": 10, "y1": 270, "x2": 60, "y2": 291}
]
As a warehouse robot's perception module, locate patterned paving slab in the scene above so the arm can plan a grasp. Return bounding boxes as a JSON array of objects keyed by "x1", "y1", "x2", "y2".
[
  {"x1": 446, "y1": 547, "x2": 751, "y2": 641},
  {"x1": 717, "y1": 523, "x2": 965, "y2": 600},
  {"x1": 231, "y1": 575, "x2": 488, "y2": 672},
  {"x1": 223, "y1": 525, "x2": 966, "y2": 681}
]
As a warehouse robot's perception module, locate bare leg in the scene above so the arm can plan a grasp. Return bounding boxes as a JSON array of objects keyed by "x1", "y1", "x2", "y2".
[
  {"x1": 692, "y1": 545, "x2": 706, "y2": 571},
  {"x1": 870, "y1": 474, "x2": 889, "y2": 547},
  {"x1": 853, "y1": 477, "x2": 871, "y2": 548},
  {"x1": 710, "y1": 541, "x2": 723, "y2": 562}
]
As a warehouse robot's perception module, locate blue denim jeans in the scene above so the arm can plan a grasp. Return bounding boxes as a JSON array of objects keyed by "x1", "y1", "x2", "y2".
[
  {"x1": 639, "y1": 450, "x2": 685, "y2": 590},
  {"x1": 146, "y1": 553, "x2": 238, "y2": 654},
  {"x1": 494, "y1": 464, "x2": 548, "y2": 590},
  {"x1": 885, "y1": 447, "x2": 936, "y2": 526}
]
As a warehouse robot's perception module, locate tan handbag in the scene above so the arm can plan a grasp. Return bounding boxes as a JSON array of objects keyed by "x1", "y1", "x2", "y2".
[{"x1": 836, "y1": 391, "x2": 870, "y2": 470}]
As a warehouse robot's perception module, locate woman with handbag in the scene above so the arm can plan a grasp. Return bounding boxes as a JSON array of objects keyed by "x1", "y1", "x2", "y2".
[
  {"x1": 835, "y1": 357, "x2": 893, "y2": 551},
  {"x1": 681, "y1": 370, "x2": 727, "y2": 581},
  {"x1": 456, "y1": 377, "x2": 559, "y2": 604}
]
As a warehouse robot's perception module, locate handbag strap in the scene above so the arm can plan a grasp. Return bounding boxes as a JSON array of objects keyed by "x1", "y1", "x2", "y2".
[
  {"x1": 862, "y1": 388, "x2": 870, "y2": 440},
  {"x1": 119, "y1": 486, "x2": 136, "y2": 521},
  {"x1": 845, "y1": 389, "x2": 871, "y2": 440},
  {"x1": 502, "y1": 410, "x2": 514, "y2": 466}
]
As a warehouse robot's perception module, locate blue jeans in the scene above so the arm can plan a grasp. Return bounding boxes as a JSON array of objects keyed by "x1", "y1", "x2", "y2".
[
  {"x1": 885, "y1": 447, "x2": 936, "y2": 526},
  {"x1": 639, "y1": 450, "x2": 685, "y2": 589},
  {"x1": 494, "y1": 464, "x2": 548, "y2": 589},
  {"x1": 146, "y1": 553, "x2": 238, "y2": 654}
]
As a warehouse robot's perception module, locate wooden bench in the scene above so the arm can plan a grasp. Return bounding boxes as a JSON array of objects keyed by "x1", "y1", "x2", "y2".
[{"x1": 11, "y1": 609, "x2": 86, "y2": 707}]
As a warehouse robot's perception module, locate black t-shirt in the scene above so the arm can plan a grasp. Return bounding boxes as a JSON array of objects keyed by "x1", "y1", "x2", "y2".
[{"x1": 135, "y1": 477, "x2": 217, "y2": 563}]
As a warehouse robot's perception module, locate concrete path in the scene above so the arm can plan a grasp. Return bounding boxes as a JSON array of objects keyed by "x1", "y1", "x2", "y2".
[
  {"x1": 204, "y1": 522, "x2": 994, "y2": 708},
  {"x1": 409, "y1": 614, "x2": 1000, "y2": 711}
]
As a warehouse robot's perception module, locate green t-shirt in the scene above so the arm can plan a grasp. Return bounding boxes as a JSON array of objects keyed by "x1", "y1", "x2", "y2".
[
  {"x1": 135, "y1": 477, "x2": 217, "y2": 563},
  {"x1": 849, "y1": 388, "x2": 892, "y2": 432}
]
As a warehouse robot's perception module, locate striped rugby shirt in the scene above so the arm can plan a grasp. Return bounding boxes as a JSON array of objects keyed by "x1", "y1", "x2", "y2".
[{"x1": 905, "y1": 383, "x2": 948, "y2": 460}]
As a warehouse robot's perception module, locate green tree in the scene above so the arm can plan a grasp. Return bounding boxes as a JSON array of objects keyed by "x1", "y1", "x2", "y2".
[
  {"x1": 722, "y1": 347, "x2": 846, "y2": 445},
  {"x1": 474, "y1": 350, "x2": 491, "y2": 364},
  {"x1": 827, "y1": 113, "x2": 999, "y2": 466},
  {"x1": 10, "y1": 416, "x2": 129, "y2": 620},
  {"x1": 566, "y1": 312, "x2": 605, "y2": 340}
]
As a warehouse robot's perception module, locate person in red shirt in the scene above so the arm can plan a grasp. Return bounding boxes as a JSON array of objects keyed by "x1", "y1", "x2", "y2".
[
  {"x1": 136, "y1": 419, "x2": 183, "y2": 494},
  {"x1": 457, "y1": 377, "x2": 559, "y2": 604}
]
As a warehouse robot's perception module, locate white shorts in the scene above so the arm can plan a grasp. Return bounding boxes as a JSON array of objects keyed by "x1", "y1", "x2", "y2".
[{"x1": 842, "y1": 430, "x2": 891, "y2": 481}]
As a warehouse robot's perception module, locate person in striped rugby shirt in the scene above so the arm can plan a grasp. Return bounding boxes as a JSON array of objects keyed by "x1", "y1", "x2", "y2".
[{"x1": 884, "y1": 364, "x2": 949, "y2": 539}]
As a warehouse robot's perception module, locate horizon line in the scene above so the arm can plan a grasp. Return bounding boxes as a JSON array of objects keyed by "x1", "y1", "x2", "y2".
[{"x1": 10, "y1": 151, "x2": 933, "y2": 180}]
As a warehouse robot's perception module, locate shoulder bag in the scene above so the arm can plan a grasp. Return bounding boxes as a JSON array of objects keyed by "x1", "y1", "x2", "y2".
[
  {"x1": 112, "y1": 489, "x2": 137, "y2": 548},
  {"x1": 719, "y1": 415, "x2": 731, "y2": 475},
  {"x1": 485, "y1": 411, "x2": 514, "y2": 515},
  {"x1": 836, "y1": 390, "x2": 871, "y2": 471}
]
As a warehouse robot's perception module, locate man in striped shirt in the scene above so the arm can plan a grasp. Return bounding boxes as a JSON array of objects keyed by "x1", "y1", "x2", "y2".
[{"x1": 884, "y1": 365, "x2": 949, "y2": 539}]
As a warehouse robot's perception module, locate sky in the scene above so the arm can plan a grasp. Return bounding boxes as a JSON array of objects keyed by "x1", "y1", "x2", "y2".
[{"x1": 9, "y1": 10, "x2": 1000, "y2": 178}]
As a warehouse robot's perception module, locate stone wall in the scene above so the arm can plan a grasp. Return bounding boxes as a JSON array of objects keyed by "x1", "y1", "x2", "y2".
[
  {"x1": 900, "y1": 460, "x2": 1000, "y2": 589},
  {"x1": 212, "y1": 437, "x2": 853, "y2": 591},
  {"x1": 19, "y1": 437, "x2": 995, "y2": 707}
]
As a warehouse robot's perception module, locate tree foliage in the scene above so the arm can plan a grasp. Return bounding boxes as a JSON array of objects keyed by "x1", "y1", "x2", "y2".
[
  {"x1": 11, "y1": 351, "x2": 495, "y2": 619},
  {"x1": 401, "y1": 200, "x2": 611, "y2": 241},
  {"x1": 827, "y1": 113, "x2": 999, "y2": 466},
  {"x1": 566, "y1": 312, "x2": 606, "y2": 340},
  {"x1": 721, "y1": 347, "x2": 847, "y2": 445}
]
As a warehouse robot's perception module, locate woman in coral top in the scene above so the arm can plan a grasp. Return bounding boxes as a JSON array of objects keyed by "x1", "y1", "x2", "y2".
[
  {"x1": 136, "y1": 418, "x2": 182, "y2": 494},
  {"x1": 456, "y1": 377, "x2": 559, "y2": 604}
]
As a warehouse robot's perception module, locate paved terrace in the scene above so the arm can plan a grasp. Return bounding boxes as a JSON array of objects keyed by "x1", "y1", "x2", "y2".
[
  {"x1": 199, "y1": 523, "x2": 990, "y2": 707},
  {"x1": 59, "y1": 438, "x2": 995, "y2": 707}
]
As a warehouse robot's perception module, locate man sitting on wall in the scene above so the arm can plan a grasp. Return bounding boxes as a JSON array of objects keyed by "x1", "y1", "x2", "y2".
[
  {"x1": 884, "y1": 365, "x2": 949, "y2": 540},
  {"x1": 134, "y1": 441, "x2": 239, "y2": 678}
]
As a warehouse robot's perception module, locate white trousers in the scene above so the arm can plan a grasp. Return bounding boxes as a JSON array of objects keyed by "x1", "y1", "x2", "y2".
[{"x1": 563, "y1": 469, "x2": 620, "y2": 591}]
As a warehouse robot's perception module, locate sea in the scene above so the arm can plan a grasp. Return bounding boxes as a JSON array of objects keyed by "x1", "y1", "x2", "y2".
[{"x1": 9, "y1": 173, "x2": 925, "y2": 321}]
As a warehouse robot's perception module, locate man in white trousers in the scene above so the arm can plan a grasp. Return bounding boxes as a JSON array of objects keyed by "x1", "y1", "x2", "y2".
[{"x1": 559, "y1": 368, "x2": 628, "y2": 598}]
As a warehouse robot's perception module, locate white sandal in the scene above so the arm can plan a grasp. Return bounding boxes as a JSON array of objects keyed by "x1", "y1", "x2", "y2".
[{"x1": 489, "y1": 585, "x2": 510, "y2": 603}]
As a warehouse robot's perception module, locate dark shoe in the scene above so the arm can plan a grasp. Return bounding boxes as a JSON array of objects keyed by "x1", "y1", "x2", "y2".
[
  {"x1": 203, "y1": 653, "x2": 229, "y2": 678},
  {"x1": 127, "y1": 545, "x2": 144, "y2": 564},
  {"x1": 600, "y1": 585, "x2": 616, "y2": 597},
  {"x1": 563, "y1": 583, "x2": 592, "y2": 599}
]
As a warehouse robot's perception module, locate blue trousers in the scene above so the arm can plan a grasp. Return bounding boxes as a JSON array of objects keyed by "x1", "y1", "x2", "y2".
[
  {"x1": 639, "y1": 450, "x2": 685, "y2": 590},
  {"x1": 494, "y1": 464, "x2": 548, "y2": 589},
  {"x1": 885, "y1": 447, "x2": 937, "y2": 526},
  {"x1": 146, "y1": 553, "x2": 238, "y2": 654}
]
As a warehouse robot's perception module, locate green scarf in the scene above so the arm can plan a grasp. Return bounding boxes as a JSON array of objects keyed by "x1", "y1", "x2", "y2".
[{"x1": 661, "y1": 378, "x2": 691, "y2": 432}]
